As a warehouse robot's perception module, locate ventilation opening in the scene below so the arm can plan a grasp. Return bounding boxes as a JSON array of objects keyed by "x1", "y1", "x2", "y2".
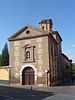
[{"x1": 26, "y1": 30, "x2": 30, "y2": 34}]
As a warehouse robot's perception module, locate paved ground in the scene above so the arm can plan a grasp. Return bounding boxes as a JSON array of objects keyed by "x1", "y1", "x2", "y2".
[
  {"x1": 43, "y1": 94, "x2": 75, "y2": 100},
  {"x1": 10, "y1": 81, "x2": 75, "y2": 96},
  {"x1": 0, "y1": 83, "x2": 75, "y2": 100},
  {"x1": 36, "y1": 85, "x2": 75, "y2": 96},
  {"x1": 0, "y1": 85, "x2": 55, "y2": 100}
]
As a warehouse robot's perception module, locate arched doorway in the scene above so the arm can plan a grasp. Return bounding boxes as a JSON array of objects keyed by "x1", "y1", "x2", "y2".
[{"x1": 22, "y1": 67, "x2": 35, "y2": 85}]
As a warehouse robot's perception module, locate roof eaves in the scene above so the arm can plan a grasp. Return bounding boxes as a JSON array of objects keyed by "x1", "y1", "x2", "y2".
[
  {"x1": 8, "y1": 33, "x2": 49, "y2": 41},
  {"x1": 62, "y1": 53, "x2": 70, "y2": 61},
  {"x1": 52, "y1": 31, "x2": 62, "y2": 41},
  {"x1": 8, "y1": 25, "x2": 28, "y2": 41}
]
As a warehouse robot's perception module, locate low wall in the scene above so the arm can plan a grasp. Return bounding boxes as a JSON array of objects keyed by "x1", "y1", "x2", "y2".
[{"x1": 0, "y1": 66, "x2": 9, "y2": 85}]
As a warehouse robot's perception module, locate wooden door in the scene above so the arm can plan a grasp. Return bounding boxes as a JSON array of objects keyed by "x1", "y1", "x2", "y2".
[{"x1": 22, "y1": 67, "x2": 34, "y2": 85}]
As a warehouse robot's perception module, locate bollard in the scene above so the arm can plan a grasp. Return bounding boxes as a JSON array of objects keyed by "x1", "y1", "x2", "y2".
[{"x1": 31, "y1": 86, "x2": 32, "y2": 90}]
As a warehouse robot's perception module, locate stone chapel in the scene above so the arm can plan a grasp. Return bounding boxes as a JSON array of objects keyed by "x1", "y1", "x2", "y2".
[{"x1": 8, "y1": 19, "x2": 72, "y2": 86}]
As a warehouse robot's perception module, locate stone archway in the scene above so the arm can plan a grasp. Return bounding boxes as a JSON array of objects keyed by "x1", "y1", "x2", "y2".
[
  {"x1": 22, "y1": 67, "x2": 34, "y2": 85},
  {"x1": 19, "y1": 64, "x2": 37, "y2": 85}
]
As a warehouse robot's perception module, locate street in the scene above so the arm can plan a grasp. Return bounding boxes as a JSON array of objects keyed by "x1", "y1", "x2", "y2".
[
  {"x1": 0, "y1": 85, "x2": 55, "y2": 100},
  {"x1": 0, "y1": 85, "x2": 75, "y2": 100}
]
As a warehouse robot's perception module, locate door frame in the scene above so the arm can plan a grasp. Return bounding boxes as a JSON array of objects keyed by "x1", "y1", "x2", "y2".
[
  {"x1": 19, "y1": 64, "x2": 37, "y2": 85},
  {"x1": 22, "y1": 67, "x2": 34, "y2": 85}
]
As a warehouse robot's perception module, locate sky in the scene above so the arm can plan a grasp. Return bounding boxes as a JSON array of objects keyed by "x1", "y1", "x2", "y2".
[{"x1": 0, "y1": 0, "x2": 75, "y2": 62}]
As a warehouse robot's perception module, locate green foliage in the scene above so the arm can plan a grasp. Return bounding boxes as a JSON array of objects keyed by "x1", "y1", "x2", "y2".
[
  {"x1": 1, "y1": 43, "x2": 9, "y2": 66},
  {"x1": 72, "y1": 63, "x2": 75, "y2": 73}
]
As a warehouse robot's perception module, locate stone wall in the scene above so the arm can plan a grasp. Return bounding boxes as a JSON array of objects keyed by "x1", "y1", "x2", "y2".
[
  {"x1": 9, "y1": 34, "x2": 49, "y2": 85},
  {"x1": 62, "y1": 54, "x2": 72, "y2": 81},
  {"x1": 0, "y1": 66, "x2": 9, "y2": 85}
]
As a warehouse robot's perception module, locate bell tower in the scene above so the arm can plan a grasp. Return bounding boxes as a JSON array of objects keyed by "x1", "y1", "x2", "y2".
[{"x1": 39, "y1": 19, "x2": 53, "y2": 32}]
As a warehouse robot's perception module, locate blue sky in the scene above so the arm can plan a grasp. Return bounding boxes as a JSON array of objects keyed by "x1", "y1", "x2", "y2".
[{"x1": 0, "y1": 0, "x2": 75, "y2": 62}]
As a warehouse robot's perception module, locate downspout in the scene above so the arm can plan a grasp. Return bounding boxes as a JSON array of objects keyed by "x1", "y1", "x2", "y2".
[{"x1": 48, "y1": 35, "x2": 52, "y2": 86}]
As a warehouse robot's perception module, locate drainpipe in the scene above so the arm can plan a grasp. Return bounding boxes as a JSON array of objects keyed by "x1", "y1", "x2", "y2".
[{"x1": 49, "y1": 68, "x2": 51, "y2": 86}]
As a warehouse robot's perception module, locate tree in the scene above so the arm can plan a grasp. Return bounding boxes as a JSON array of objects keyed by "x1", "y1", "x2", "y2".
[
  {"x1": 72, "y1": 63, "x2": 75, "y2": 74},
  {"x1": 1, "y1": 43, "x2": 9, "y2": 66}
]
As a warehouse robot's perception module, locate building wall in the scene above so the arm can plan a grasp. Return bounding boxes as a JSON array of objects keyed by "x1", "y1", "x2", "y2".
[
  {"x1": 48, "y1": 35, "x2": 59, "y2": 85},
  {"x1": 0, "y1": 66, "x2": 9, "y2": 84},
  {"x1": 52, "y1": 31, "x2": 63, "y2": 81},
  {"x1": 62, "y1": 54, "x2": 72, "y2": 81},
  {"x1": 0, "y1": 66, "x2": 9, "y2": 80},
  {"x1": 9, "y1": 36, "x2": 49, "y2": 85}
]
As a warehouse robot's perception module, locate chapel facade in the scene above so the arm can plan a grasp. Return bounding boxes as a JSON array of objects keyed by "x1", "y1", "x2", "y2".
[{"x1": 8, "y1": 19, "x2": 72, "y2": 86}]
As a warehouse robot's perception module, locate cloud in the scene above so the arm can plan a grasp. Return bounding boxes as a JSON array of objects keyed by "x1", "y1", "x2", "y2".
[{"x1": 72, "y1": 44, "x2": 75, "y2": 47}]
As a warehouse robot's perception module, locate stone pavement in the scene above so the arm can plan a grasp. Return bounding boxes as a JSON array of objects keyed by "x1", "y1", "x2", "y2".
[
  {"x1": 36, "y1": 85, "x2": 75, "y2": 96},
  {"x1": 0, "y1": 95, "x2": 20, "y2": 100},
  {"x1": 43, "y1": 94, "x2": 75, "y2": 100},
  {"x1": 0, "y1": 82, "x2": 75, "y2": 100},
  {"x1": 9, "y1": 83, "x2": 75, "y2": 96},
  {"x1": 10, "y1": 83, "x2": 75, "y2": 100}
]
